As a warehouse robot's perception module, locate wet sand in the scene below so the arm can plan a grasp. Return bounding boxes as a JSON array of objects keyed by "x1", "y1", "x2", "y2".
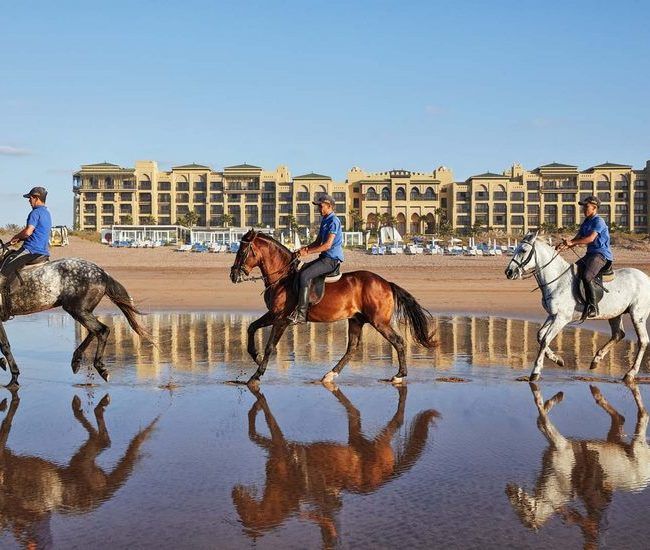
[
  {"x1": 1, "y1": 313, "x2": 650, "y2": 548},
  {"x1": 46, "y1": 237, "x2": 650, "y2": 317}
]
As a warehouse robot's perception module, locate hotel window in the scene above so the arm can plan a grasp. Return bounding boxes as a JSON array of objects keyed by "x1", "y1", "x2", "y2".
[
  {"x1": 158, "y1": 181, "x2": 171, "y2": 191},
  {"x1": 493, "y1": 203, "x2": 507, "y2": 213},
  {"x1": 580, "y1": 181, "x2": 593, "y2": 190},
  {"x1": 245, "y1": 193, "x2": 258, "y2": 203},
  {"x1": 456, "y1": 192, "x2": 468, "y2": 201},
  {"x1": 493, "y1": 191, "x2": 507, "y2": 200},
  {"x1": 395, "y1": 187, "x2": 406, "y2": 200},
  {"x1": 210, "y1": 204, "x2": 224, "y2": 214},
  {"x1": 616, "y1": 192, "x2": 628, "y2": 201},
  {"x1": 138, "y1": 180, "x2": 152, "y2": 190},
  {"x1": 158, "y1": 204, "x2": 171, "y2": 215},
  {"x1": 279, "y1": 192, "x2": 292, "y2": 201},
  {"x1": 634, "y1": 215, "x2": 647, "y2": 225},
  {"x1": 177, "y1": 181, "x2": 189, "y2": 191},
  {"x1": 210, "y1": 193, "x2": 223, "y2": 202},
  {"x1": 333, "y1": 192, "x2": 346, "y2": 203},
  {"x1": 528, "y1": 204, "x2": 539, "y2": 214},
  {"x1": 634, "y1": 204, "x2": 647, "y2": 213},
  {"x1": 511, "y1": 215, "x2": 524, "y2": 226},
  {"x1": 193, "y1": 181, "x2": 206, "y2": 191},
  {"x1": 123, "y1": 180, "x2": 135, "y2": 190},
  {"x1": 85, "y1": 193, "x2": 97, "y2": 201},
  {"x1": 527, "y1": 193, "x2": 539, "y2": 202},
  {"x1": 119, "y1": 205, "x2": 132, "y2": 214},
  {"x1": 210, "y1": 181, "x2": 223, "y2": 191},
  {"x1": 545, "y1": 194, "x2": 558, "y2": 202},
  {"x1": 615, "y1": 180, "x2": 629, "y2": 190},
  {"x1": 511, "y1": 203, "x2": 524, "y2": 213},
  {"x1": 597, "y1": 192, "x2": 611, "y2": 202},
  {"x1": 280, "y1": 204, "x2": 292, "y2": 213},
  {"x1": 510, "y1": 192, "x2": 524, "y2": 201},
  {"x1": 561, "y1": 193, "x2": 575, "y2": 202},
  {"x1": 102, "y1": 193, "x2": 114, "y2": 201},
  {"x1": 456, "y1": 215, "x2": 469, "y2": 226},
  {"x1": 120, "y1": 192, "x2": 132, "y2": 201},
  {"x1": 229, "y1": 194, "x2": 241, "y2": 201},
  {"x1": 139, "y1": 204, "x2": 152, "y2": 214},
  {"x1": 159, "y1": 193, "x2": 171, "y2": 203},
  {"x1": 140, "y1": 193, "x2": 152, "y2": 203},
  {"x1": 475, "y1": 203, "x2": 489, "y2": 213},
  {"x1": 176, "y1": 193, "x2": 189, "y2": 203},
  {"x1": 597, "y1": 180, "x2": 610, "y2": 190},
  {"x1": 527, "y1": 180, "x2": 539, "y2": 190},
  {"x1": 102, "y1": 216, "x2": 114, "y2": 226},
  {"x1": 193, "y1": 193, "x2": 206, "y2": 203},
  {"x1": 297, "y1": 203, "x2": 310, "y2": 213},
  {"x1": 101, "y1": 204, "x2": 114, "y2": 213},
  {"x1": 634, "y1": 191, "x2": 647, "y2": 201},
  {"x1": 635, "y1": 179, "x2": 647, "y2": 189}
]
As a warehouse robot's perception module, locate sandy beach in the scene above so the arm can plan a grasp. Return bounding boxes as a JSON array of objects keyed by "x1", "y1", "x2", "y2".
[{"x1": 40, "y1": 237, "x2": 650, "y2": 318}]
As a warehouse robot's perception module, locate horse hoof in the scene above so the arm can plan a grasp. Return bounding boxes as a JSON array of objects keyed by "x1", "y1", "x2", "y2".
[
  {"x1": 6, "y1": 379, "x2": 19, "y2": 389},
  {"x1": 556, "y1": 358, "x2": 565, "y2": 368},
  {"x1": 321, "y1": 371, "x2": 338, "y2": 384},
  {"x1": 72, "y1": 395, "x2": 82, "y2": 412},
  {"x1": 623, "y1": 374, "x2": 636, "y2": 385},
  {"x1": 71, "y1": 361, "x2": 82, "y2": 375},
  {"x1": 0, "y1": 358, "x2": 6, "y2": 371},
  {"x1": 529, "y1": 373, "x2": 540, "y2": 382},
  {"x1": 98, "y1": 370, "x2": 110, "y2": 383}
]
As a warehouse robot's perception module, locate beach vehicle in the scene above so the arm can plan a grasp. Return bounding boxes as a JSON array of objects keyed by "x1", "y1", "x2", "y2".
[{"x1": 49, "y1": 225, "x2": 69, "y2": 247}]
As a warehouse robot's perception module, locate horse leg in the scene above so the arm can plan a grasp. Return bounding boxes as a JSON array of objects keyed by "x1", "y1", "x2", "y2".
[
  {"x1": 0, "y1": 322, "x2": 20, "y2": 387},
  {"x1": 589, "y1": 385, "x2": 625, "y2": 443},
  {"x1": 322, "y1": 316, "x2": 365, "y2": 383},
  {"x1": 247, "y1": 320, "x2": 289, "y2": 387},
  {"x1": 531, "y1": 314, "x2": 570, "y2": 381},
  {"x1": 247, "y1": 311, "x2": 275, "y2": 366},
  {"x1": 373, "y1": 321, "x2": 407, "y2": 383},
  {"x1": 590, "y1": 315, "x2": 625, "y2": 370},
  {"x1": 538, "y1": 316, "x2": 565, "y2": 367},
  {"x1": 623, "y1": 311, "x2": 649, "y2": 383},
  {"x1": 66, "y1": 308, "x2": 111, "y2": 382}
]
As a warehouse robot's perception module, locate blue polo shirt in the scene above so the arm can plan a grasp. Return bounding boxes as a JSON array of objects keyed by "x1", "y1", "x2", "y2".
[
  {"x1": 578, "y1": 214, "x2": 613, "y2": 261},
  {"x1": 319, "y1": 212, "x2": 344, "y2": 262},
  {"x1": 24, "y1": 205, "x2": 52, "y2": 255}
]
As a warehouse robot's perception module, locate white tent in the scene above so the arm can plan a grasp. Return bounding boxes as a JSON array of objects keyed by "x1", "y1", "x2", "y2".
[{"x1": 380, "y1": 226, "x2": 403, "y2": 244}]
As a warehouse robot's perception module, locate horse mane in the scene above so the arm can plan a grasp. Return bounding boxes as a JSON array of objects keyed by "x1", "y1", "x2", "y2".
[{"x1": 252, "y1": 231, "x2": 294, "y2": 258}]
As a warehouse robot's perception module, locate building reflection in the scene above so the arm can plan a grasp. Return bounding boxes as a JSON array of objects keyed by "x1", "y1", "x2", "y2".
[
  {"x1": 0, "y1": 389, "x2": 157, "y2": 549},
  {"x1": 232, "y1": 385, "x2": 439, "y2": 548},
  {"x1": 79, "y1": 313, "x2": 648, "y2": 381},
  {"x1": 506, "y1": 383, "x2": 650, "y2": 549}
]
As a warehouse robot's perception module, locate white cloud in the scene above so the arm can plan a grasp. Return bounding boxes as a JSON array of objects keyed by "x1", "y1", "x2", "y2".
[{"x1": 0, "y1": 146, "x2": 30, "y2": 156}]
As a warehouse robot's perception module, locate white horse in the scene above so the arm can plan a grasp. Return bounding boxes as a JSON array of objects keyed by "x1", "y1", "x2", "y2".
[{"x1": 505, "y1": 231, "x2": 650, "y2": 382}]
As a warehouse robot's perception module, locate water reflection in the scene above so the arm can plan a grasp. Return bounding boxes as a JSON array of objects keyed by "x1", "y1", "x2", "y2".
[
  {"x1": 85, "y1": 312, "x2": 649, "y2": 379},
  {"x1": 0, "y1": 390, "x2": 157, "y2": 549},
  {"x1": 506, "y1": 383, "x2": 650, "y2": 549},
  {"x1": 232, "y1": 385, "x2": 439, "y2": 547}
]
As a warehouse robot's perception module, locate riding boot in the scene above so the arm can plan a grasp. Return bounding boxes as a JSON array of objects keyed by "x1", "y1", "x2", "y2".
[
  {"x1": 581, "y1": 279, "x2": 598, "y2": 321},
  {"x1": 0, "y1": 274, "x2": 8, "y2": 322},
  {"x1": 288, "y1": 286, "x2": 310, "y2": 325}
]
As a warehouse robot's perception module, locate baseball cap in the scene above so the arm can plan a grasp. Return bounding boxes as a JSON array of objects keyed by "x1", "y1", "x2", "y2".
[
  {"x1": 23, "y1": 186, "x2": 48, "y2": 201},
  {"x1": 312, "y1": 194, "x2": 335, "y2": 206},
  {"x1": 578, "y1": 195, "x2": 600, "y2": 207}
]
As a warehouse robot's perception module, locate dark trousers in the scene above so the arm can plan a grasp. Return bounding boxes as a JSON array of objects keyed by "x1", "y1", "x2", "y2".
[
  {"x1": 0, "y1": 247, "x2": 46, "y2": 283},
  {"x1": 576, "y1": 253, "x2": 607, "y2": 283},
  {"x1": 298, "y1": 257, "x2": 340, "y2": 291}
]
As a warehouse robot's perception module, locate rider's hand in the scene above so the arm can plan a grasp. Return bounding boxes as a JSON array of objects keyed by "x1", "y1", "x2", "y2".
[
  {"x1": 298, "y1": 247, "x2": 309, "y2": 257},
  {"x1": 555, "y1": 239, "x2": 568, "y2": 251},
  {"x1": 9, "y1": 238, "x2": 19, "y2": 246}
]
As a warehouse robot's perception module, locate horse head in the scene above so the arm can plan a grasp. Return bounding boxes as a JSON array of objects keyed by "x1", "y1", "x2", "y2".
[
  {"x1": 230, "y1": 229, "x2": 260, "y2": 283},
  {"x1": 505, "y1": 231, "x2": 539, "y2": 280}
]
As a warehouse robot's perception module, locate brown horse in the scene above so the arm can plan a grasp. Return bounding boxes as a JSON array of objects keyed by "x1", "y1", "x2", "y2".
[
  {"x1": 230, "y1": 230, "x2": 438, "y2": 386},
  {"x1": 232, "y1": 385, "x2": 440, "y2": 547}
]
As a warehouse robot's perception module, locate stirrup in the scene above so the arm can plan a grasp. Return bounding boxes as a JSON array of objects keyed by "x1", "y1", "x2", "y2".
[{"x1": 287, "y1": 309, "x2": 307, "y2": 325}]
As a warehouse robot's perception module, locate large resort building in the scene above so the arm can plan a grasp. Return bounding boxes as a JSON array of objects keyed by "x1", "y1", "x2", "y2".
[{"x1": 73, "y1": 159, "x2": 650, "y2": 235}]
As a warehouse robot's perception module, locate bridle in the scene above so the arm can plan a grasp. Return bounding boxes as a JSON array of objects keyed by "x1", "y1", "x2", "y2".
[
  {"x1": 231, "y1": 233, "x2": 299, "y2": 289},
  {"x1": 510, "y1": 236, "x2": 571, "y2": 293}
]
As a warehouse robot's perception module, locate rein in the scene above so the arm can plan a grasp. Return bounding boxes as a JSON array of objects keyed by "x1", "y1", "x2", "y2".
[{"x1": 235, "y1": 237, "x2": 299, "y2": 290}]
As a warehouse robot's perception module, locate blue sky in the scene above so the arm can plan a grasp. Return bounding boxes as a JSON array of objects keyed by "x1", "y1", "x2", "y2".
[{"x1": 1, "y1": 0, "x2": 649, "y2": 226}]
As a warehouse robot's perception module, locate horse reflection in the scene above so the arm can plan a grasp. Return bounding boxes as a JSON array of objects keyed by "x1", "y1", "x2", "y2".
[
  {"x1": 506, "y1": 382, "x2": 650, "y2": 549},
  {"x1": 0, "y1": 390, "x2": 157, "y2": 548},
  {"x1": 232, "y1": 385, "x2": 440, "y2": 547}
]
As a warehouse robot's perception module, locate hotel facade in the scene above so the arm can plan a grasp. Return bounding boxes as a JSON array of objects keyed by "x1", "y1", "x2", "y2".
[{"x1": 73, "y1": 159, "x2": 650, "y2": 236}]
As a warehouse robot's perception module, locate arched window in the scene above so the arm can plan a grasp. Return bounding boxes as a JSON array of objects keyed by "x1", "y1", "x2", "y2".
[
  {"x1": 396, "y1": 213, "x2": 407, "y2": 235},
  {"x1": 381, "y1": 186, "x2": 390, "y2": 201},
  {"x1": 366, "y1": 187, "x2": 379, "y2": 200},
  {"x1": 410, "y1": 188, "x2": 421, "y2": 200},
  {"x1": 395, "y1": 187, "x2": 406, "y2": 200},
  {"x1": 424, "y1": 187, "x2": 436, "y2": 199},
  {"x1": 367, "y1": 213, "x2": 378, "y2": 229}
]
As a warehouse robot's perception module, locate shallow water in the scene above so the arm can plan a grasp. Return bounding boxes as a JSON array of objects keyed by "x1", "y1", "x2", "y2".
[{"x1": 1, "y1": 312, "x2": 650, "y2": 548}]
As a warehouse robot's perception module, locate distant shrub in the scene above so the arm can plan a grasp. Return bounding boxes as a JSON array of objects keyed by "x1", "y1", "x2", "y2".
[{"x1": 69, "y1": 230, "x2": 101, "y2": 243}]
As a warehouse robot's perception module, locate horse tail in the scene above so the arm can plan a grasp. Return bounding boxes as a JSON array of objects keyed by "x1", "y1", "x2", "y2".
[
  {"x1": 105, "y1": 275, "x2": 155, "y2": 345},
  {"x1": 394, "y1": 410, "x2": 440, "y2": 474},
  {"x1": 390, "y1": 283, "x2": 438, "y2": 349}
]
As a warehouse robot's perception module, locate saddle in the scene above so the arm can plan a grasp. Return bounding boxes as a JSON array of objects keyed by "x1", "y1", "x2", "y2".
[
  {"x1": 1, "y1": 253, "x2": 49, "y2": 293},
  {"x1": 294, "y1": 262, "x2": 342, "y2": 307},
  {"x1": 574, "y1": 261, "x2": 614, "y2": 307}
]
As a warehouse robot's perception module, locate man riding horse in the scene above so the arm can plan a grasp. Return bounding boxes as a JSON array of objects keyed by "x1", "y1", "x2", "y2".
[
  {"x1": 288, "y1": 193, "x2": 343, "y2": 325},
  {"x1": 555, "y1": 195, "x2": 613, "y2": 320},
  {"x1": 0, "y1": 186, "x2": 52, "y2": 322}
]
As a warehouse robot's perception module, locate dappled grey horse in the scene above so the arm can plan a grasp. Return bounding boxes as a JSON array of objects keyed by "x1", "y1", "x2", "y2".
[
  {"x1": 0, "y1": 242, "x2": 150, "y2": 386},
  {"x1": 505, "y1": 231, "x2": 650, "y2": 382}
]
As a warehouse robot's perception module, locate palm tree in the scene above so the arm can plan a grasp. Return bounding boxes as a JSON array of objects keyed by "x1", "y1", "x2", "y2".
[{"x1": 221, "y1": 213, "x2": 234, "y2": 228}]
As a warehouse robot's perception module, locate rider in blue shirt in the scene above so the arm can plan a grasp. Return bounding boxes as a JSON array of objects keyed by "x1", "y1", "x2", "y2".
[
  {"x1": 288, "y1": 194, "x2": 344, "y2": 324},
  {"x1": 0, "y1": 187, "x2": 52, "y2": 321},
  {"x1": 555, "y1": 195, "x2": 613, "y2": 319}
]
